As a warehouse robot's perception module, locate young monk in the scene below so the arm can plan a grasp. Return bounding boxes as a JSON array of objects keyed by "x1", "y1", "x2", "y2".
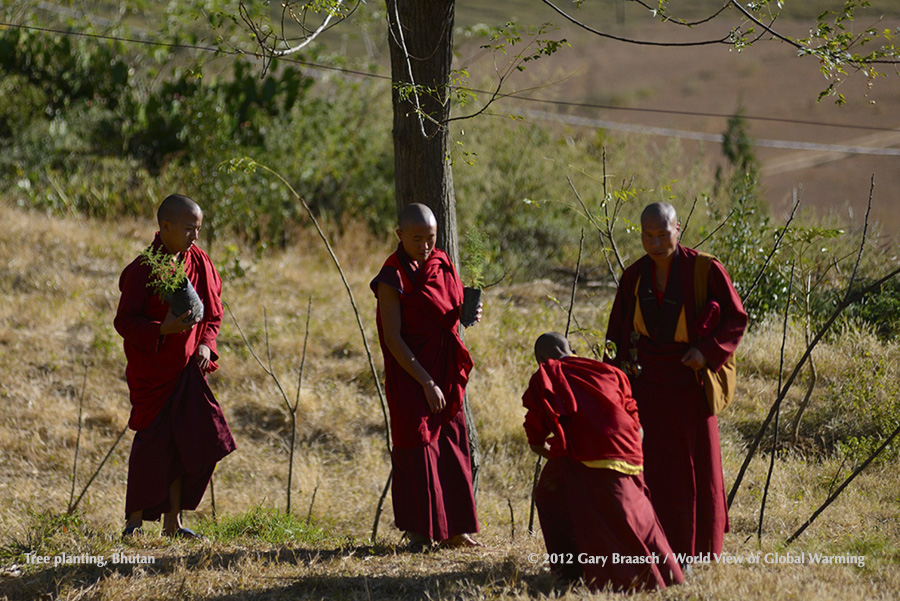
[
  {"x1": 523, "y1": 332, "x2": 684, "y2": 591},
  {"x1": 371, "y1": 203, "x2": 481, "y2": 549},
  {"x1": 605, "y1": 202, "x2": 747, "y2": 559},
  {"x1": 115, "y1": 194, "x2": 236, "y2": 539}
]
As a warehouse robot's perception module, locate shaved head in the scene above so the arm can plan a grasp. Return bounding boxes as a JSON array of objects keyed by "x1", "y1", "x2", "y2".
[
  {"x1": 641, "y1": 202, "x2": 678, "y2": 227},
  {"x1": 398, "y1": 203, "x2": 437, "y2": 230},
  {"x1": 158, "y1": 194, "x2": 201, "y2": 226},
  {"x1": 534, "y1": 332, "x2": 573, "y2": 365}
]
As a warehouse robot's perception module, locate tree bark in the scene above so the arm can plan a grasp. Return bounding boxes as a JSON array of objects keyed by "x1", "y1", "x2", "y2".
[
  {"x1": 386, "y1": 0, "x2": 480, "y2": 495},
  {"x1": 386, "y1": 0, "x2": 458, "y2": 264}
]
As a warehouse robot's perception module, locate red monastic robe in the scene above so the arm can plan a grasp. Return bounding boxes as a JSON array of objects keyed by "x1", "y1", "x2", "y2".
[
  {"x1": 371, "y1": 245, "x2": 478, "y2": 540},
  {"x1": 115, "y1": 234, "x2": 235, "y2": 520},
  {"x1": 606, "y1": 244, "x2": 747, "y2": 558},
  {"x1": 523, "y1": 356, "x2": 684, "y2": 591}
]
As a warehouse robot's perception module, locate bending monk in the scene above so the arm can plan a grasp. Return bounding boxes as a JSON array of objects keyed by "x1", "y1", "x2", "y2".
[
  {"x1": 371, "y1": 203, "x2": 481, "y2": 550},
  {"x1": 605, "y1": 202, "x2": 747, "y2": 558},
  {"x1": 524, "y1": 332, "x2": 683, "y2": 591},
  {"x1": 115, "y1": 194, "x2": 236, "y2": 539}
]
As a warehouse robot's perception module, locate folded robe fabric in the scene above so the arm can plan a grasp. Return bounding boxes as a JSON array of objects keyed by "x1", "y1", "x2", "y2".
[
  {"x1": 116, "y1": 234, "x2": 234, "y2": 519},
  {"x1": 605, "y1": 243, "x2": 747, "y2": 558},
  {"x1": 125, "y1": 360, "x2": 236, "y2": 520},
  {"x1": 371, "y1": 244, "x2": 478, "y2": 540},
  {"x1": 522, "y1": 356, "x2": 642, "y2": 466},
  {"x1": 371, "y1": 244, "x2": 473, "y2": 449},
  {"x1": 115, "y1": 233, "x2": 225, "y2": 431},
  {"x1": 524, "y1": 357, "x2": 681, "y2": 591},
  {"x1": 535, "y1": 457, "x2": 684, "y2": 591}
]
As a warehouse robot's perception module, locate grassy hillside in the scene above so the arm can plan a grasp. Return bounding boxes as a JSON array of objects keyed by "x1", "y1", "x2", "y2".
[{"x1": 1, "y1": 202, "x2": 899, "y2": 599}]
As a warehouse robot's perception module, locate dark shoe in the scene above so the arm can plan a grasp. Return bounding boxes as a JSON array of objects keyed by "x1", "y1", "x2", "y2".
[
  {"x1": 165, "y1": 527, "x2": 205, "y2": 541},
  {"x1": 122, "y1": 525, "x2": 144, "y2": 540}
]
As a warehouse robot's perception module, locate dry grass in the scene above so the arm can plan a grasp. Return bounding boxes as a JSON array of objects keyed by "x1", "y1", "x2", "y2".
[{"x1": 1, "y1": 202, "x2": 899, "y2": 600}]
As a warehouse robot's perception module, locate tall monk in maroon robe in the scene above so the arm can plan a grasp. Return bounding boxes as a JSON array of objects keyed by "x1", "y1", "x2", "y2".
[
  {"x1": 524, "y1": 332, "x2": 683, "y2": 591},
  {"x1": 605, "y1": 202, "x2": 747, "y2": 560},
  {"x1": 371, "y1": 203, "x2": 480, "y2": 549},
  {"x1": 115, "y1": 194, "x2": 235, "y2": 538}
]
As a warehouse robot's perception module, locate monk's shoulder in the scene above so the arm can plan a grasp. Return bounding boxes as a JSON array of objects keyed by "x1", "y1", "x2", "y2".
[
  {"x1": 621, "y1": 256, "x2": 646, "y2": 281},
  {"x1": 563, "y1": 355, "x2": 623, "y2": 378},
  {"x1": 119, "y1": 252, "x2": 152, "y2": 292},
  {"x1": 188, "y1": 244, "x2": 217, "y2": 268}
]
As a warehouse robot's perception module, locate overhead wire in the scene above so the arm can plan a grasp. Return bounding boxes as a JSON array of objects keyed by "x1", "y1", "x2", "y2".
[{"x1": 2, "y1": 18, "x2": 900, "y2": 146}]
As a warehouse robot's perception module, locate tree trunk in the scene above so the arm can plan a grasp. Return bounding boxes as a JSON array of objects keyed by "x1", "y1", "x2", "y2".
[
  {"x1": 386, "y1": 0, "x2": 480, "y2": 495},
  {"x1": 386, "y1": 0, "x2": 458, "y2": 263}
]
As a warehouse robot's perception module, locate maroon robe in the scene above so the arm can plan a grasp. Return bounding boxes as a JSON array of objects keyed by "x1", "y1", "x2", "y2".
[
  {"x1": 115, "y1": 234, "x2": 235, "y2": 520},
  {"x1": 524, "y1": 357, "x2": 683, "y2": 591},
  {"x1": 606, "y1": 244, "x2": 747, "y2": 558},
  {"x1": 371, "y1": 245, "x2": 478, "y2": 540}
]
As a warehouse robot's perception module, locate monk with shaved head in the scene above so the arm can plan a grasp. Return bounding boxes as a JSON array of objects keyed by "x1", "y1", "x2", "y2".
[
  {"x1": 115, "y1": 194, "x2": 235, "y2": 539},
  {"x1": 523, "y1": 332, "x2": 683, "y2": 590},
  {"x1": 605, "y1": 202, "x2": 747, "y2": 561},
  {"x1": 371, "y1": 202, "x2": 482, "y2": 549}
]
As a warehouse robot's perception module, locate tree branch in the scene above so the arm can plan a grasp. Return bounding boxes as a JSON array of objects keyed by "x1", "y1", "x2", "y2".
[{"x1": 541, "y1": 0, "x2": 732, "y2": 46}]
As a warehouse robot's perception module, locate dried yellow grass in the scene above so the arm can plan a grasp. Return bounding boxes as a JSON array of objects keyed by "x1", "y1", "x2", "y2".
[{"x1": 1, "y1": 202, "x2": 898, "y2": 600}]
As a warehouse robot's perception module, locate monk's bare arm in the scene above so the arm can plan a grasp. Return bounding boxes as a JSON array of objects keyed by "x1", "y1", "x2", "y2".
[{"x1": 378, "y1": 283, "x2": 446, "y2": 413}]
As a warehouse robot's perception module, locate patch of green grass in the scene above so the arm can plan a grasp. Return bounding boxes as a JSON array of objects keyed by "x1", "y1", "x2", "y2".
[
  {"x1": 197, "y1": 506, "x2": 329, "y2": 546},
  {"x1": 0, "y1": 510, "x2": 115, "y2": 569}
]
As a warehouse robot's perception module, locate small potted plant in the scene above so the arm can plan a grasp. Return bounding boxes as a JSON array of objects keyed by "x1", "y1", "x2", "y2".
[
  {"x1": 140, "y1": 246, "x2": 204, "y2": 324},
  {"x1": 460, "y1": 229, "x2": 488, "y2": 327}
]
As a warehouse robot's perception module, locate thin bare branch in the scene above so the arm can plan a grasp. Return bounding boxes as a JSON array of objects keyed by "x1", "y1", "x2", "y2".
[
  {"x1": 565, "y1": 229, "x2": 585, "y2": 338},
  {"x1": 728, "y1": 0, "x2": 804, "y2": 49},
  {"x1": 680, "y1": 197, "x2": 699, "y2": 243},
  {"x1": 743, "y1": 189, "x2": 802, "y2": 303},
  {"x1": 371, "y1": 468, "x2": 393, "y2": 542},
  {"x1": 843, "y1": 175, "x2": 875, "y2": 303},
  {"x1": 541, "y1": 0, "x2": 732, "y2": 46},
  {"x1": 729, "y1": 190, "x2": 900, "y2": 506},
  {"x1": 631, "y1": 0, "x2": 731, "y2": 27},
  {"x1": 68, "y1": 424, "x2": 128, "y2": 514},
  {"x1": 528, "y1": 455, "x2": 542, "y2": 534},
  {"x1": 757, "y1": 258, "x2": 795, "y2": 541},
  {"x1": 68, "y1": 364, "x2": 89, "y2": 512},
  {"x1": 694, "y1": 207, "x2": 737, "y2": 249},
  {"x1": 786, "y1": 418, "x2": 900, "y2": 545}
]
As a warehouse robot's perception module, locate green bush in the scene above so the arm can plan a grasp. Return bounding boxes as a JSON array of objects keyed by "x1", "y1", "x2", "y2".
[
  {"x1": 843, "y1": 278, "x2": 900, "y2": 341},
  {"x1": 819, "y1": 353, "x2": 900, "y2": 464}
]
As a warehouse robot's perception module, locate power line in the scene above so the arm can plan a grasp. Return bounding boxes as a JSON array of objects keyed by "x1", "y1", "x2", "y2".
[
  {"x1": 3, "y1": 19, "x2": 900, "y2": 143},
  {"x1": 522, "y1": 109, "x2": 900, "y2": 157}
]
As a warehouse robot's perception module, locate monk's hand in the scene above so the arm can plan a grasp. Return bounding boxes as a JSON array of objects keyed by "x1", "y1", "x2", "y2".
[
  {"x1": 474, "y1": 300, "x2": 483, "y2": 324},
  {"x1": 681, "y1": 347, "x2": 707, "y2": 371},
  {"x1": 196, "y1": 344, "x2": 212, "y2": 372},
  {"x1": 423, "y1": 380, "x2": 446, "y2": 414},
  {"x1": 529, "y1": 442, "x2": 551, "y2": 459},
  {"x1": 160, "y1": 309, "x2": 194, "y2": 335}
]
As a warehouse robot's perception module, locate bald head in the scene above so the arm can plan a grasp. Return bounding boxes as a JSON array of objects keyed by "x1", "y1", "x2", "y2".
[
  {"x1": 157, "y1": 194, "x2": 201, "y2": 226},
  {"x1": 398, "y1": 203, "x2": 437, "y2": 230},
  {"x1": 641, "y1": 202, "x2": 678, "y2": 228},
  {"x1": 534, "y1": 332, "x2": 573, "y2": 365}
]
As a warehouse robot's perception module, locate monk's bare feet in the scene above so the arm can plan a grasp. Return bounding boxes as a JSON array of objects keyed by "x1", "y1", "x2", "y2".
[
  {"x1": 405, "y1": 532, "x2": 434, "y2": 552},
  {"x1": 440, "y1": 533, "x2": 484, "y2": 548}
]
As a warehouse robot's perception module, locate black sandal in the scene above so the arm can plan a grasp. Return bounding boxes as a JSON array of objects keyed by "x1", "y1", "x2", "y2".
[
  {"x1": 122, "y1": 525, "x2": 144, "y2": 540},
  {"x1": 165, "y1": 527, "x2": 205, "y2": 541}
]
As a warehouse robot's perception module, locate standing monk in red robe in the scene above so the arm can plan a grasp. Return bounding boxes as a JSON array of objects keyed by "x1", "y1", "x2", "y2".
[
  {"x1": 605, "y1": 202, "x2": 747, "y2": 560},
  {"x1": 115, "y1": 194, "x2": 236, "y2": 539},
  {"x1": 524, "y1": 332, "x2": 684, "y2": 591},
  {"x1": 371, "y1": 203, "x2": 481, "y2": 550}
]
